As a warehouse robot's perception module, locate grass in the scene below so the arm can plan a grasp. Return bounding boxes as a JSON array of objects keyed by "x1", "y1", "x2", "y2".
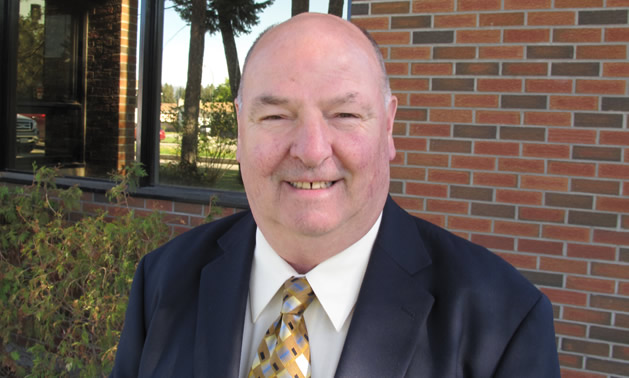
[{"x1": 158, "y1": 163, "x2": 244, "y2": 192}]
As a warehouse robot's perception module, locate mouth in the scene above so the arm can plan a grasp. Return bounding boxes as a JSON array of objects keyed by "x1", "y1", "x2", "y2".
[{"x1": 289, "y1": 181, "x2": 336, "y2": 190}]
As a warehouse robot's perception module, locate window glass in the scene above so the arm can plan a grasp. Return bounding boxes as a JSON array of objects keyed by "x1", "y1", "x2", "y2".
[
  {"x1": 14, "y1": 0, "x2": 140, "y2": 178},
  {"x1": 157, "y1": 0, "x2": 348, "y2": 191}
]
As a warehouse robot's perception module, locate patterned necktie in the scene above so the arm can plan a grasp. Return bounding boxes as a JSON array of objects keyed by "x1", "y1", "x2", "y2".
[{"x1": 249, "y1": 276, "x2": 316, "y2": 378}]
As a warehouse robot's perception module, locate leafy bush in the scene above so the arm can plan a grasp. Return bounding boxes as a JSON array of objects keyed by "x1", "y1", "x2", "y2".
[{"x1": 0, "y1": 163, "x2": 170, "y2": 377}]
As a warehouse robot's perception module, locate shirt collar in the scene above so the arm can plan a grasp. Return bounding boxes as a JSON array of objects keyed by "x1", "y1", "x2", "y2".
[{"x1": 249, "y1": 213, "x2": 382, "y2": 331}]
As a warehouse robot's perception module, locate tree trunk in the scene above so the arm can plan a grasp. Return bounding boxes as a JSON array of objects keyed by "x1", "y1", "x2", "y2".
[
  {"x1": 328, "y1": 0, "x2": 344, "y2": 17},
  {"x1": 218, "y1": 14, "x2": 240, "y2": 101},
  {"x1": 180, "y1": 0, "x2": 205, "y2": 170},
  {"x1": 291, "y1": 0, "x2": 309, "y2": 16}
]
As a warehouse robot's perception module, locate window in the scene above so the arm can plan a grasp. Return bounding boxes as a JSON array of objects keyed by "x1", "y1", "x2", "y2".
[{"x1": 1, "y1": 0, "x2": 349, "y2": 205}]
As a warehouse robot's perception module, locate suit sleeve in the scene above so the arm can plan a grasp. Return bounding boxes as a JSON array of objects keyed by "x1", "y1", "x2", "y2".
[
  {"x1": 110, "y1": 257, "x2": 147, "y2": 377},
  {"x1": 493, "y1": 294, "x2": 561, "y2": 377}
]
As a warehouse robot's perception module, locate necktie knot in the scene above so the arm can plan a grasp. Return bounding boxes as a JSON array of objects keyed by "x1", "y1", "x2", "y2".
[{"x1": 281, "y1": 276, "x2": 315, "y2": 315}]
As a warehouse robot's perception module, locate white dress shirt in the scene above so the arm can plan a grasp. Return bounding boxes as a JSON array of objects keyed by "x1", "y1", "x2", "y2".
[{"x1": 238, "y1": 214, "x2": 382, "y2": 378}]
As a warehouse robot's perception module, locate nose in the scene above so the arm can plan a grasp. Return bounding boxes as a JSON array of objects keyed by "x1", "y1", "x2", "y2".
[{"x1": 289, "y1": 112, "x2": 333, "y2": 167}]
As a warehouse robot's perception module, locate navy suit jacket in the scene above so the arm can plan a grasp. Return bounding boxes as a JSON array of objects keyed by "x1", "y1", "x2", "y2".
[{"x1": 111, "y1": 197, "x2": 560, "y2": 377}]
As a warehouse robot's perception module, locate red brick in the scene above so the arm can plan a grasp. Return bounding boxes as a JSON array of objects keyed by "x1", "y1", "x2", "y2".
[
  {"x1": 594, "y1": 229, "x2": 629, "y2": 245},
  {"x1": 518, "y1": 238, "x2": 564, "y2": 255},
  {"x1": 554, "y1": 28, "x2": 602, "y2": 42},
  {"x1": 413, "y1": 0, "x2": 455, "y2": 12},
  {"x1": 479, "y1": 12, "x2": 525, "y2": 27},
  {"x1": 525, "y1": 79, "x2": 573, "y2": 94},
  {"x1": 410, "y1": 94, "x2": 452, "y2": 107},
  {"x1": 456, "y1": 30, "x2": 501, "y2": 44},
  {"x1": 454, "y1": 94, "x2": 499, "y2": 108},
  {"x1": 434, "y1": 14, "x2": 477, "y2": 28},
  {"x1": 390, "y1": 166, "x2": 427, "y2": 180},
  {"x1": 503, "y1": 62, "x2": 548, "y2": 76},
  {"x1": 495, "y1": 251, "x2": 537, "y2": 268},
  {"x1": 407, "y1": 152, "x2": 450, "y2": 167},
  {"x1": 472, "y1": 234, "x2": 515, "y2": 251},
  {"x1": 597, "y1": 196, "x2": 629, "y2": 212},
  {"x1": 478, "y1": 46, "x2": 525, "y2": 59},
  {"x1": 428, "y1": 169, "x2": 471, "y2": 184},
  {"x1": 600, "y1": 130, "x2": 629, "y2": 146},
  {"x1": 372, "y1": 1, "x2": 411, "y2": 14},
  {"x1": 576, "y1": 79, "x2": 626, "y2": 95},
  {"x1": 473, "y1": 172, "x2": 518, "y2": 187},
  {"x1": 554, "y1": 321, "x2": 587, "y2": 337},
  {"x1": 603, "y1": 62, "x2": 629, "y2": 77},
  {"x1": 396, "y1": 108, "x2": 427, "y2": 121},
  {"x1": 563, "y1": 306, "x2": 612, "y2": 325},
  {"x1": 543, "y1": 224, "x2": 591, "y2": 242},
  {"x1": 352, "y1": 16, "x2": 390, "y2": 30},
  {"x1": 540, "y1": 257, "x2": 588, "y2": 274},
  {"x1": 162, "y1": 213, "x2": 189, "y2": 226},
  {"x1": 498, "y1": 158, "x2": 545, "y2": 173},
  {"x1": 392, "y1": 195, "x2": 424, "y2": 211},
  {"x1": 371, "y1": 31, "x2": 410, "y2": 45},
  {"x1": 599, "y1": 163, "x2": 629, "y2": 179},
  {"x1": 562, "y1": 338, "x2": 610, "y2": 357},
  {"x1": 430, "y1": 109, "x2": 474, "y2": 123},
  {"x1": 567, "y1": 276, "x2": 616, "y2": 293},
  {"x1": 451, "y1": 155, "x2": 496, "y2": 170},
  {"x1": 392, "y1": 151, "x2": 405, "y2": 165},
  {"x1": 591, "y1": 295, "x2": 629, "y2": 312},
  {"x1": 609, "y1": 0, "x2": 629, "y2": 5},
  {"x1": 448, "y1": 216, "x2": 492, "y2": 232},
  {"x1": 549, "y1": 96, "x2": 598, "y2": 111},
  {"x1": 505, "y1": 0, "x2": 551, "y2": 9},
  {"x1": 477, "y1": 78, "x2": 523, "y2": 93},
  {"x1": 548, "y1": 161, "x2": 596, "y2": 177},
  {"x1": 496, "y1": 188, "x2": 543, "y2": 205},
  {"x1": 567, "y1": 243, "x2": 616, "y2": 260},
  {"x1": 190, "y1": 216, "x2": 206, "y2": 227},
  {"x1": 519, "y1": 207, "x2": 566, "y2": 223},
  {"x1": 146, "y1": 199, "x2": 173, "y2": 211},
  {"x1": 385, "y1": 62, "x2": 409, "y2": 75},
  {"x1": 458, "y1": 0, "x2": 500, "y2": 11},
  {"x1": 393, "y1": 137, "x2": 428, "y2": 151},
  {"x1": 542, "y1": 288, "x2": 588, "y2": 306},
  {"x1": 620, "y1": 282, "x2": 629, "y2": 296},
  {"x1": 476, "y1": 110, "x2": 521, "y2": 125},
  {"x1": 414, "y1": 212, "x2": 446, "y2": 227},
  {"x1": 528, "y1": 11, "x2": 576, "y2": 26},
  {"x1": 425, "y1": 199, "x2": 469, "y2": 214},
  {"x1": 504, "y1": 28, "x2": 551, "y2": 42},
  {"x1": 577, "y1": 45, "x2": 627, "y2": 60},
  {"x1": 433, "y1": 46, "x2": 477, "y2": 60},
  {"x1": 409, "y1": 124, "x2": 451, "y2": 137},
  {"x1": 522, "y1": 143, "x2": 571, "y2": 159},
  {"x1": 174, "y1": 202, "x2": 203, "y2": 215},
  {"x1": 495, "y1": 220, "x2": 540, "y2": 237},
  {"x1": 606, "y1": 27, "x2": 629, "y2": 42},
  {"x1": 394, "y1": 94, "x2": 409, "y2": 107},
  {"x1": 474, "y1": 141, "x2": 520, "y2": 156},
  {"x1": 592, "y1": 262, "x2": 629, "y2": 279},
  {"x1": 411, "y1": 63, "x2": 453, "y2": 76},
  {"x1": 391, "y1": 46, "x2": 431, "y2": 60},
  {"x1": 520, "y1": 175, "x2": 568, "y2": 191},
  {"x1": 556, "y1": 0, "x2": 602, "y2": 6},
  {"x1": 548, "y1": 129, "x2": 597, "y2": 144},
  {"x1": 406, "y1": 182, "x2": 448, "y2": 197},
  {"x1": 390, "y1": 78, "x2": 429, "y2": 91}
]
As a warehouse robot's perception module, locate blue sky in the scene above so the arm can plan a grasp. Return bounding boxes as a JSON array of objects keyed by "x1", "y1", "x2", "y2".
[{"x1": 160, "y1": 0, "x2": 348, "y2": 88}]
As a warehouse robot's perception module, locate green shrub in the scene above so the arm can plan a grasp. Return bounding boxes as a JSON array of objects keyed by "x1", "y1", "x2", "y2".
[{"x1": 0, "y1": 163, "x2": 170, "y2": 377}]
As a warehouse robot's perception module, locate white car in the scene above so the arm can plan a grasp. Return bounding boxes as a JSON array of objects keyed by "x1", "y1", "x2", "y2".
[{"x1": 16, "y1": 114, "x2": 39, "y2": 153}]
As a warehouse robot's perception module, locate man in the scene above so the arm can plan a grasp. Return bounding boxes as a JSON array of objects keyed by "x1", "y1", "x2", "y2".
[{"x1": 112, "y1": 13, "x2": 560, "y2": 377}]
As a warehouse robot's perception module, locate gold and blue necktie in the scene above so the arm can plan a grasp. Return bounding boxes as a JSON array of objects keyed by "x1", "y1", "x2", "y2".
[{"x1": 249, "y1": 276, "x2": 316, "y2": 378}]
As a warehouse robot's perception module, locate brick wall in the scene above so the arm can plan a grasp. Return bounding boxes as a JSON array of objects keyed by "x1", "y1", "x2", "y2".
[{"x1": 351, "y1": 1, "x2": 628, "y2": 376}]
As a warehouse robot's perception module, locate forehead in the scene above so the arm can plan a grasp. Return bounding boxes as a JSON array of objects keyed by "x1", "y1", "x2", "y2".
[{"x1": 241, "y1": 16, "x2": 382, "y2": 102}]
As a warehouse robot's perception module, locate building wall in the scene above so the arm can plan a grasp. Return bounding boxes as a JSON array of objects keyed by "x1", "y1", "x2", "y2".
[{"x1": 350, "y1": 1, "x2": 628, "y2": 376}]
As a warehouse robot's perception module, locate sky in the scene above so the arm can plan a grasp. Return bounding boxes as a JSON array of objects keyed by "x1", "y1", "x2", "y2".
[{"x1": 160, "y1": 0, "x2": 349, "y2": 88}]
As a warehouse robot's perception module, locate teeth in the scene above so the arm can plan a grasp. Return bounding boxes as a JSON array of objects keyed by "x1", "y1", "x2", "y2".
[{"x1": 290, "y1": 181, "x2": 333, "y2": 190}]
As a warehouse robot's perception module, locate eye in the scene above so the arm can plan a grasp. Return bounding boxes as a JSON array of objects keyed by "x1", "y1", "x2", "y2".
[
  {"x1": 261, "y1": 114, "x2": 284, "y2": 121},
  {"x1": 337, "y1": 113, "x2": 358, "y2": 119}
]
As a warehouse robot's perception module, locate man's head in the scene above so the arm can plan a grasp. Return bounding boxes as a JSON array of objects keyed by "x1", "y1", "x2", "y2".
[{"x1": 235, "y1": 13, "x2": 397, "y2": 272}]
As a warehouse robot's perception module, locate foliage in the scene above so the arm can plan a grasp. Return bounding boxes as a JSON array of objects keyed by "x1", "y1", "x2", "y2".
[
  {"x1": 0, "y1": 163, "x2": 170, "y2": 377},
  {"x1": 17, "y1": 8, "x2": 45, "y2": 101},
  {"x1": 161, "y1": 83, "x2": 177, "y2": 103}
]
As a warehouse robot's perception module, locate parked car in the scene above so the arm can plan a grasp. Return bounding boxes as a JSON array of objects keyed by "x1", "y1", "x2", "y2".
[{"x1": 16, "y1": 114, "x2": 39, "y2": 153}]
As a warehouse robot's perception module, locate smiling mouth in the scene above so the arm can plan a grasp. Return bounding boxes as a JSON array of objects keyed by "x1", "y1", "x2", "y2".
[{"x1": 289, "y1": 181, "x2": 335, "y2": 190}]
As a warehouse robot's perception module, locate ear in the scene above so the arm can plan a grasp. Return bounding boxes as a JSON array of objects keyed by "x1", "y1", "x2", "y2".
[
  {"x1": 386, "y1": 95, "x2": 398, "y2": 161},
  {"x1": 234, "y1": 98, "x2": 242, "y2": 162}
]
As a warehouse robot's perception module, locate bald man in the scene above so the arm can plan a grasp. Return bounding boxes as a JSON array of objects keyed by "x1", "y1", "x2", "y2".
[{"x1": 111, "y1": 13, "x2": 560, "y2": 377}]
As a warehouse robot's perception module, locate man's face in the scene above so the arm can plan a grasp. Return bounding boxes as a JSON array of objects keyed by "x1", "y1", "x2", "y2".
[{"x1": 236, "y1": 15, "x2": 397, "y2": 251}]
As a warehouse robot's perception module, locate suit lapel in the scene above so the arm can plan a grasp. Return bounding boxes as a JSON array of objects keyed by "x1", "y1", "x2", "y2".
[
  {"x1": 335, "y1": 197, "x2": 435, "y2": 378},
  {"x1": 193, "y1": 213, "x2": 256, "y2": 377}
]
